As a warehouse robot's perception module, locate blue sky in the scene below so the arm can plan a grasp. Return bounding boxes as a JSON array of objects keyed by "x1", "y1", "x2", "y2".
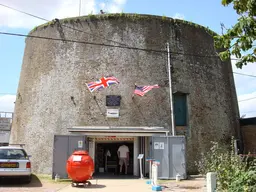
[{"x1": 0, "y1": 0, "x2": 255, "y2": 117}]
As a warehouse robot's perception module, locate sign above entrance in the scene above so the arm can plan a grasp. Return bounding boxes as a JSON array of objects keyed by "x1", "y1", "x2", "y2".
[
  {"x1": 106, "y1": 109, "x2": 119, "y2": 118},
  {"x1": 95, "y1": 137, "x2": 134, "y2": 141}
]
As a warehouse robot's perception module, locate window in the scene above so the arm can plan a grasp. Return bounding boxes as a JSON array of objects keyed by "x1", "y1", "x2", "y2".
[
  {"x1": 0, "y1": 149, "x2": 28, "y2": 160},
  {"x1": 173, "y1": 93, "x2": 187, "y2": 126}
]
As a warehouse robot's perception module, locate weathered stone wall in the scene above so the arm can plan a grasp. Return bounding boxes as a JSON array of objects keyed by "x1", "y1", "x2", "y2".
[{"x1": 10, "y1": 14, "x2": 240, "y2": 174}]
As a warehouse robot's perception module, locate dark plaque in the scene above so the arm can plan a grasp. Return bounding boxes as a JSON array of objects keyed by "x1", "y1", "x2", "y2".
[{"x1": 106, "y1": 95, "x2": 121, "y2": 106}]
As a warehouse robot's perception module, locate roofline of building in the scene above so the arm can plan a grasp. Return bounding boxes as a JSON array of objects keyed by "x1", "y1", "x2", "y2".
[
  {"x1": 240, "y1": 117, "x2": 256, "y2": 126},
  {"x1": 29, "y1": 13, "x2": 218, "y2": 37}
]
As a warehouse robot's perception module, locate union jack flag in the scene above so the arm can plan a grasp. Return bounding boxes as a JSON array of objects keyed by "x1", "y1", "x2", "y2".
[
  {"x1": 134, "y1": 84, "x2": 160, "y2": 96},
  {"x1": 86, "y1": 76, "x2": 119, "y2": 92}
]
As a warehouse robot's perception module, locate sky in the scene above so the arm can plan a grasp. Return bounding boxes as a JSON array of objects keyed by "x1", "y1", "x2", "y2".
[{"x1": 0, "y1": 0, "x2": 255, "y2": 118}]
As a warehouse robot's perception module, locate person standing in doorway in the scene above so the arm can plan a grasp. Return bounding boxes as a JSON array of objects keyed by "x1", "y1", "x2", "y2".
[{"x1": 117, "y1": 144, "x2": 129, "y2": 175}]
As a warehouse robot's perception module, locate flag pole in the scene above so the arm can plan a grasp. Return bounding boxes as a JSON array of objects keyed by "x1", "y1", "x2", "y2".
[
  {"x1": 167, "y1": 42, "x2": 176, "y2": 136},
  {"x1": 132, "y1": 83, "x2": 137, "y2": 98}
]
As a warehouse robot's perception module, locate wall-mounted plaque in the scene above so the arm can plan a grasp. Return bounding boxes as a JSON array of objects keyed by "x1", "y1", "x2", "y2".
[
  {"x1": 106, "y1": 95, "x2": 121, "y2": 106},
  {"x1": 106, "y1": 109, "x2": 119, "y2": 118}
]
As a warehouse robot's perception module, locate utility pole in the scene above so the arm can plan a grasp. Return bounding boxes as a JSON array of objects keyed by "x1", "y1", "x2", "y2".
[
  {"x1": 167, "y1": 42, "x2": 176, "y2": 136},
  {"x1": 79, "y1": 0, "x2": 81, "y2": 16}
]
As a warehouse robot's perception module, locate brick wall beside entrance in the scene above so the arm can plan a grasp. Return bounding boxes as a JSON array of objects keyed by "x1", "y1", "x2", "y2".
[
  {"x1": 241, "y1": 125, "x2": 256, "y2": 154},
  {"x1": 240, "y1": 118, "x2": 256, "y2": 154}
]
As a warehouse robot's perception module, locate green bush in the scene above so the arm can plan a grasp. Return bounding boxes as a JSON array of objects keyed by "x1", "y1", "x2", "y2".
[{"x1": 195, "y1": 139, "x2": 256, "y2": 191}]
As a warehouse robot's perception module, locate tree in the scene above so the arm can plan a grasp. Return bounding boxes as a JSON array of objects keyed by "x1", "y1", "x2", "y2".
[{"x1": 214, "y1": 0, "x2": 256, "y2": 68}]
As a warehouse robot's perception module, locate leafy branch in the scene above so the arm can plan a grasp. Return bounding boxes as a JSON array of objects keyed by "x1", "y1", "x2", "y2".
[{"x1": 214, "y1": 0, "x2": 256, "y2": 68}]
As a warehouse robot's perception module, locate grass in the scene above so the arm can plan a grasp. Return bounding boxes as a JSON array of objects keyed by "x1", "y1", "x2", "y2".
[{"x1": 35, "y1": 174, "x2": 72, "y2": 183}]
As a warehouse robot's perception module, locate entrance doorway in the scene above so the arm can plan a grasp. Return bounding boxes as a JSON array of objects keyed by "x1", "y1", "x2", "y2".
[{"x1": 95, "y1": 142, "x2": 134, "y2": 175}]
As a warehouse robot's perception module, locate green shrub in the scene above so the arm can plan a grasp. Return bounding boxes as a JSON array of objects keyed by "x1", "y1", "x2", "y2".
[{"x1": 195, "y1": 138, "x2": 256, "y2": 191}]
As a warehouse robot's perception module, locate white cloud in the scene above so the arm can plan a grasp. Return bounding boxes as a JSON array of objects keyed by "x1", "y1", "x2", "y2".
[
  {"x1": 232, "y1": 62, "x2": 256, "y2": 94},
  {"x1": 173, "y1": 13, "x2": 185, "y2": 20},
  {"x1": 0, "y1": 95, "x2": 16, "y2": 112},
  {"x1": 0, "y1": 0, "x2": 127, "y2": 29},
  {"x1": 99, "y1": 2, "x2": 106, "y2": 10},
  {"x1": 103, "y1": 0, "x2": 126, "y2": 13},
  {"x1": 54, "y1": 0, "x2": 96, "y2": 19},
  {"x1": 113, "y1": 0, "x2": 127, "y2": 5},
  {"x1": 238, "y1": 91, "x2": 256, "y2": 118},
  {"x1": 107, "y1": 4, "x2": 123, "y2": 13},
  {"x1": 232, "y1": 58, "x2": 256, "y2": 118}
]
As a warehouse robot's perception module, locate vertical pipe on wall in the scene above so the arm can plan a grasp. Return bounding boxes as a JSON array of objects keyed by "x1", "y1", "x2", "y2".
[
  {"x1": 142, "y1": 137, "x2": 145, "y2": 176},
  {"x1": 167, "y1": 42, "x2": 176, "y2": 136}
]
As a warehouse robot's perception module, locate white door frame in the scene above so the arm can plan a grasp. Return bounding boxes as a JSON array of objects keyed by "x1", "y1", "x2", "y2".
[{"x1": 133, "y1": 137, "x2": 139, "y2": 176}]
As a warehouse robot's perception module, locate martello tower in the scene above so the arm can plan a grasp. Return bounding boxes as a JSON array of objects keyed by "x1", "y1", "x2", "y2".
[{"x1": 10, "y1": 14, "x2": 240, "y2": 174}]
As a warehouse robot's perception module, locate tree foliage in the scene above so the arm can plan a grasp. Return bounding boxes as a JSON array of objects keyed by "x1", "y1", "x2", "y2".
[
  {"x1": 214, "y1": 0, "x2": 256, "y2": 68},
  {"x1": 195, "y1": 139, "x2": 256, "y2": 191}
]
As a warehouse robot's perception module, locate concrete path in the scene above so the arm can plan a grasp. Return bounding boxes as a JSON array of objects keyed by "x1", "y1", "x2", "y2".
[{"x1": 59, "y1": 179, "x2": 151, "y2": 192}]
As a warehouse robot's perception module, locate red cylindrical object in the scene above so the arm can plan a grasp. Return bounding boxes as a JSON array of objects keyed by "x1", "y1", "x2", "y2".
[{"x1": 66, "y1": 150, "x2": 94, "y2": 182}]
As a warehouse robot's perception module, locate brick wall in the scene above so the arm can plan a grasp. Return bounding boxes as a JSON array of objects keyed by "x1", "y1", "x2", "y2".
[{"x1": 241, "y1": 125, "x2": 256, "y2": 154}]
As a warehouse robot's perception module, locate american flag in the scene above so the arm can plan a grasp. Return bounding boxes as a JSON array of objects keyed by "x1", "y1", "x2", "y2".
[
  {"x1": 134, "y1": 84, "x2": 160, "y2": 96},
  {"x1": 86, "y1": 76, "x2": 119, "y2": 92}
]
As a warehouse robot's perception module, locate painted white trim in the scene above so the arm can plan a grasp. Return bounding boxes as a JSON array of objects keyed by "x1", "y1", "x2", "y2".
[
  {"x1": 72, "y1": 126, "x2": 165, "y2": 130},
  {"x1": 69, "y1": 129, "x2": 168, "y2": 133},
  {"x1": 88, "y1": 138, "x2": 95, "y2": 163},
  {"x1": 70, "y1": 132, "x2": 167, "y2": 137}
]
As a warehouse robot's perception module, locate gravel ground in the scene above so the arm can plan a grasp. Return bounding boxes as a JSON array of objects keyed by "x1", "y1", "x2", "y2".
[{"x1": 159, "y1": 176, "x2": 206, "y2": 192}]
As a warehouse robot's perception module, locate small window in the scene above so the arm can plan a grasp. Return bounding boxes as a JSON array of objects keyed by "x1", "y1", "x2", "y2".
[{"x1": 173, "y1": 93, "x2": 187, "y2": 126}]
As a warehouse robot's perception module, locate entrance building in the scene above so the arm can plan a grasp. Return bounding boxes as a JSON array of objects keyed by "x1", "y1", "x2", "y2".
[{"x1": 67, "y1": 126, "x2": 169, "y2": 177}]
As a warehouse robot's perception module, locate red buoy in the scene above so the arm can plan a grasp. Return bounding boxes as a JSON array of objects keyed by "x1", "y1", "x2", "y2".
[{"x1": 66, "y1": 150, "x2": 94, "y2": 186}]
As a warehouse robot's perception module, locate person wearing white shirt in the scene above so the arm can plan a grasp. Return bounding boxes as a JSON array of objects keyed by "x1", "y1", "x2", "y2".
[{"x1": 117, "y1": 144, "x2": 129, "y2": 174}]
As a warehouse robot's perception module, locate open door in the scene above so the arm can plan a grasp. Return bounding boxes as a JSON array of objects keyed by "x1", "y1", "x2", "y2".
[{"x1": 52, "y1": 135, "x2": 87, "y2": 179}]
